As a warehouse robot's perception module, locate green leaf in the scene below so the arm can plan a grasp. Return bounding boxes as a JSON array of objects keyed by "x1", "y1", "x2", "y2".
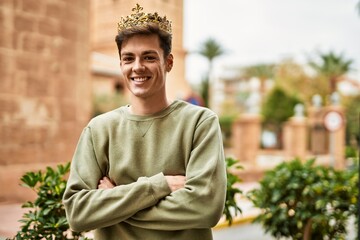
[
  {"x1": 12, "y1": 162, "x2": 91, "y2": 239},
  {"x1": 248, "y1": 157, "x2": 354, "y2": 239}
]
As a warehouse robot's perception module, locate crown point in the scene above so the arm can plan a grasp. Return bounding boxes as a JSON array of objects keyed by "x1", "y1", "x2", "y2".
[
  {"x1": 118, "y1": 4, "x2": 172, "y2": 34},
  {"x1": 132, "y1": 3, "x2": 143, "y2": 13}
]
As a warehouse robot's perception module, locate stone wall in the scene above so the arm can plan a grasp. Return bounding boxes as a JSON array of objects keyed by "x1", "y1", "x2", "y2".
[{"x1": 0, "y1": 0, "x2": 91, "y2": 202}]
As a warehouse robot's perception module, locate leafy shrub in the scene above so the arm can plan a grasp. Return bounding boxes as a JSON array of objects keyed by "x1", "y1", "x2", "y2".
[
  {"x1": 248, "y1": 159, "x2": 356, "y2": 240},
  {"x1": 223, "y1": 157, "x2": 243, "y2": 225},
  {"x1": 345, "y1": 158, "x2": 359, "y2": 240},
  {"x1": 8, "y1": 163, "x2": 90, "y2": 240},
  {"x1": 261, "y1": 86, "x2": 303, "y2": 125},
  {"x1": 260, "y1": 87, "x2": 303, "y2": 148},
  {"x1": 8, "y1": 159, "x2": 243, "y2": 238}
]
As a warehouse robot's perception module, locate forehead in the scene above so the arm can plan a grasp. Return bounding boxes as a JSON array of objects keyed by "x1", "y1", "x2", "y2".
[{"x1": 121, "y1": 34, "x2": 163, "y2": 55}]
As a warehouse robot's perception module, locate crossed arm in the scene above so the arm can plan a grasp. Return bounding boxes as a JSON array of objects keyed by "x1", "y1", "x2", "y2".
[
  {"x1": 64, "y1": 115, "x2": 226, "y2": 232},
  {"x1": 98, "y1": 175, "x2": 185, "y2": 192}
]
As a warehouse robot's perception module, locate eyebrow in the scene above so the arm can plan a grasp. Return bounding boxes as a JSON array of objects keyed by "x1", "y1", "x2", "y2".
[
  {"x1": 142, "y1": 50, "x2": 158, "y2": 55},
  {"x1": 121, "y1": 50, "x2": 159, "y2": 57},
  {"x1": 121, "y1": 52, "x2": 134, "y2": 58}
]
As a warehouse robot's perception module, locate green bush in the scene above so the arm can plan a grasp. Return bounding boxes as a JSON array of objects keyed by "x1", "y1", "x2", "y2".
[
  {"x1": 248, "y1": 159, "x2": 356, "y2": 240},
  {"x1": 223, "y1": 157, "x2": 243, "y2": 225},
  {"x1": 261, "y1": 87, "x2": 303, "y2": 148},
  {"x1": 261, "y1": 86, "x2": 303, "y2": 125},
  {"x1": 9, "y1": 158, "x2": 243, "y2": 238},
  {"x1": 9, "y1": 163, "x2": 90, "y2": 240},
  {"x1": 345, "y1": 158, "x2": 359, "y2": 240}
]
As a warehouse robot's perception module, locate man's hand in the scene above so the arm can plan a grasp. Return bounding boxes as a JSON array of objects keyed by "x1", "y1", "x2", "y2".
[
  {"x1": 165, "y1": 175, "x2": 186, "y2": 192},
  {"x1": 98, "y1": 176, "x2": 115, "y2": 189},
  {"x1": 98, "y1": 175, "x2": 186, "y2": 192}
]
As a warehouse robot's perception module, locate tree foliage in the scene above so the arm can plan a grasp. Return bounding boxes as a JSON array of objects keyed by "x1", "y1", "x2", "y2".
[
  {"x1": 342, "y1": 95, "x2": 360, "y2": 147},
  {"x1": 242, "y1": 63, "x2": 275, "y2": 80},
  {"x1": 308, "y1": 51, "x2": 353, "y2": 93},
  {"x1": 274, "y1": 59, "x2": 313, "y2": 103},
  {"x1": 261, "y1": 86, "x2": 303, "y2": 125},
  {"x1": 198, "y1": 38, "x2": 225, "y2": 64},
  {"x1": 197, "y1": 38, "x2": 225, "y2": 107}
]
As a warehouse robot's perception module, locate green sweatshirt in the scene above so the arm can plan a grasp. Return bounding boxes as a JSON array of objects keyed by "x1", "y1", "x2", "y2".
[{"x1": 63, "y1": 100, "x2": 227, "y2": 240}]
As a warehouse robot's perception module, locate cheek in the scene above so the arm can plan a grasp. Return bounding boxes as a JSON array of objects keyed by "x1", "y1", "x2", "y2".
[{"x1": 120, "y1": 65, "x2": 130, "y2": 76}]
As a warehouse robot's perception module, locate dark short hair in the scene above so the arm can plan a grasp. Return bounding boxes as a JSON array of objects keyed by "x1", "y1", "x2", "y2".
[{"x1": 115, "y1": 23, "x2": 172, "y2": 59}]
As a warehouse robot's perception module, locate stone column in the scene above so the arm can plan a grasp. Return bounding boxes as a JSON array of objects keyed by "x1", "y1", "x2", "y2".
[
  {"x1": 283, "y1": 104, "x2": 308, "y2": 160},
  {"x1": 308, "y1": 95, "x2": 328, "y2": 154},
  {"x1": 232, "y1": 114, "x2": 261, "y2": 166},
  {"x1": 323, "y1": 105, "x2": 346, "y2": 169},
  {"x1": 283, "y1": 117, "x2": 308, "y2": 161}
]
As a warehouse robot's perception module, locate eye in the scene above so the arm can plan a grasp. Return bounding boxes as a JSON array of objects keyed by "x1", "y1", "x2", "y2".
[
  {"x1": 121, "y1": 55, "x2": 134, "y2": 63},
  {"x1": 144, "y1": 55, "x2": 157, "y2": 61}
]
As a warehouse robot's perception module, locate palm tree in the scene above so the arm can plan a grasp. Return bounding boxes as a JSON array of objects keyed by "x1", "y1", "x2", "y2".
[
  {"x1": 242, "y1": 63, "x2": 275, "y2": 94},
  {"x1": 198, "y1": 38, "x2": 225, "y2": 107},
  {"x1": 309, "y1": 51, "x2": 353, "y2": 94}
]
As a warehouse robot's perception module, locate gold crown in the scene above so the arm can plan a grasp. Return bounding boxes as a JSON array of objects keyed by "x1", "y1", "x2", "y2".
[{"x1": 117, "y1": 4, "x2": 172, "y2": 34}]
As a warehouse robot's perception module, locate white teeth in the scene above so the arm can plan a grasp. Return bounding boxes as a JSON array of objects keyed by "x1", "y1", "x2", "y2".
[{"x1": 132, "y1": 77, "x2": 148, "y2": 82}]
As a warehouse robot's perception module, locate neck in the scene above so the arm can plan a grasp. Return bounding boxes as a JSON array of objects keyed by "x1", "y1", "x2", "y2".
[{"x1": 129, "y1": 96, "x2": 172, "y2": 115}]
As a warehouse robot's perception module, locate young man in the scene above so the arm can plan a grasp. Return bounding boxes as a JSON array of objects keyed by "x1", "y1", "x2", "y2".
[{"x1": 63, "y1": 4, "x2": 226, "y2": 240}]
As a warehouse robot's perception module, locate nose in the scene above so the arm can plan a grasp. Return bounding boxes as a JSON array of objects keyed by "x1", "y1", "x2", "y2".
[{"x1": 133, "y1": 59, "x2": 145, "y2": 72}]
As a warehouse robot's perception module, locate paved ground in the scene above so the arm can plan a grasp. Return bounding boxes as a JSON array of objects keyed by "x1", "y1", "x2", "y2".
[
  {"x1": 0, "y1": 202, "x2": 26, "y2": 239},
  {"x1": 214, "y1": 223, "x2": 274, "y2": 240},
  {"x1": 213, "y1": 220, "x2": 357, "y2": 240}
]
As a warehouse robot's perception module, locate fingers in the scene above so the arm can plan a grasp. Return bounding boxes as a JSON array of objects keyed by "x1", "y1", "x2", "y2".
[
  {"x1": 98, "y1": 176, "x2": 115, "y2": 189},
  {"x1": 165, "y1": 175, "x2": 186, "y2": 192},
  {"x1": 97, "y1": 175, "x2": 186, "y2": 192}
]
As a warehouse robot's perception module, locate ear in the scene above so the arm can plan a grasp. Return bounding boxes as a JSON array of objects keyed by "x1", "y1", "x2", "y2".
[{"x1": 166, "y1": 54, "x2": 174, "y2": 72}]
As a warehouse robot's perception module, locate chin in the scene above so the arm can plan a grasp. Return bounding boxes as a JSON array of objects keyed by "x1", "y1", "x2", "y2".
[{"x1": 131, "y1": 90, "x2": 150, "y2": 98}]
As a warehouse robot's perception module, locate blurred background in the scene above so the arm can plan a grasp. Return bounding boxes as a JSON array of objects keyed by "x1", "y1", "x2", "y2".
[{"x1": 184, "y1": 0, "x2": 360, "y2": 86}]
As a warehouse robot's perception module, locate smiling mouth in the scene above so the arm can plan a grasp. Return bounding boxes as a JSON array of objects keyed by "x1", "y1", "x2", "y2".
[{"x1": 131, "y1": 77, "x2": 150, "y2": 82}]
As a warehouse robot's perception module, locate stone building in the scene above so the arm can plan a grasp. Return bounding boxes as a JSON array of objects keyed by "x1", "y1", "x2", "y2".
[{"x1": 0, "y1": 0, "x2": 190, "y2": 202}]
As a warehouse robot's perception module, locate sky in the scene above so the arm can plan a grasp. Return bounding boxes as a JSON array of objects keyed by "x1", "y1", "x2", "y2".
[{"x1": 183, "y1": 0, "x2": 360, "y2": 85}]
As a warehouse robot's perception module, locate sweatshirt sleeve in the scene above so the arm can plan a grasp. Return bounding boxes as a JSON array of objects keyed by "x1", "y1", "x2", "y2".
[
  {"x1": 62, "y1": 127, "x2": 172, "y2": 232},
  {"x1": 125, "y1": 114, "x2": 227, "y2": 230}
]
